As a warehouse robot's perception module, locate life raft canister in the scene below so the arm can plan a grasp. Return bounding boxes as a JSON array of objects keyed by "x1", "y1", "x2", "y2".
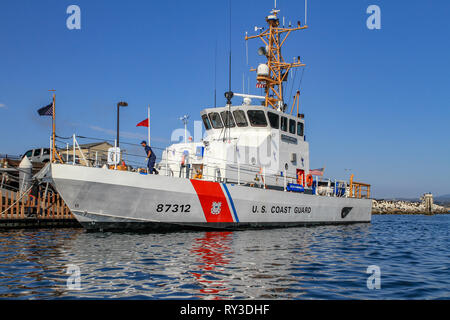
[
  {"x1": 296, "y1": 171, "x2": 304, "y2": 186},
  {"x1": 306, "y1": 174, "x2": 314, "y2": 187}
]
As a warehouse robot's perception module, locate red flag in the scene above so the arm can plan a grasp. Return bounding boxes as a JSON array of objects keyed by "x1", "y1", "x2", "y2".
[{"x1": 136, "y1": 118, "x2": 149, "y2": 127}]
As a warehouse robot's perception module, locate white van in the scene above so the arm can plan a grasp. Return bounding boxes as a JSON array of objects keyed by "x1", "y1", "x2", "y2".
[{"x1": 22, "y1": 148, "x2": 51, "y2": 163}]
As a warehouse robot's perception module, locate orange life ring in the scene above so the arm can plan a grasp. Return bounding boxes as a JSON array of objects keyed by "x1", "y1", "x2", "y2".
[{"x1": 306, "y1": 174, "x2": 313, "y2": 187}]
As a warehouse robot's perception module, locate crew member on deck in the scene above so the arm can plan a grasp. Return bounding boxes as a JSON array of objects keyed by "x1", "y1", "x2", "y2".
[{"x1": 141, "y1": 141, "x2": 157, "y2": 174}]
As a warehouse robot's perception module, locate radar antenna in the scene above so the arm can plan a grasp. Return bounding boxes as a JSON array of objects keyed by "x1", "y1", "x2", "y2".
[
  {"x1": 245, "y1": 4, "x2": 308, "y2": 111},
  {"x1": 180, "y1": 115, "x2": 190, "y2": 144}
]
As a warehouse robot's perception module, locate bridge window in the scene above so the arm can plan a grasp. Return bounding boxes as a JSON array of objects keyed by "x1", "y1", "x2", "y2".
[
  {"x1": 289, "y1": 119, "x2": 296, "y2": 134},
  {"x1": 220, "y1": 111, "x2": 235, "y2": 128},
  {"x1": 209, "y1": 112, "x2": 224, "y2": 129},
  {"x1": 297, "y1": 122, "x2": 304, "y2": 136},
  {"x1": 247, "y1": 110, "x2": 267, "y2": 127},
  {"x1": 202, "y1": 114, "x2": 212, "y2": 130},
  {"x1": 233, "y1": 110, "x2": 248, "y2": 127},
  {"x1": 281, "y1": 117, "x2": 288, "y2": 132},
  {"x1": 267, "y1": 112, "x2": 279, "y2": 129}
]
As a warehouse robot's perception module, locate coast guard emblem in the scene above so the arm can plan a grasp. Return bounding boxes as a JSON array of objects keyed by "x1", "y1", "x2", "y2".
[{"x1": 211, "y1": 202, "x2": 222, "y2": 215}]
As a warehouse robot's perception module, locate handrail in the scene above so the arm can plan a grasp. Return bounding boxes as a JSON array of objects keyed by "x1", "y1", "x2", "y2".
[
  {"x1": 60, "y1": 134, "x2": 358, "y2": 197},
  {"x1": 349, "y1": 174, "x2": 371, "y2": 199}
]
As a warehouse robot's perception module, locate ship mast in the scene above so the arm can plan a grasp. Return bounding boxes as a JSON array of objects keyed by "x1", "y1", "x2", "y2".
[{"x1": 245, "y1": 6, "x2": 308, "y2": 111}]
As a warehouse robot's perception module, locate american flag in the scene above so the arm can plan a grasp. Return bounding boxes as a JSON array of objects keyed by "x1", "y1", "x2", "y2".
[
  {"x1": 310, "y1": 168, "x2": 324, "y2": 176},
  {"x1": 37, "y1": 103, "x2": 53, "y2": 116}
]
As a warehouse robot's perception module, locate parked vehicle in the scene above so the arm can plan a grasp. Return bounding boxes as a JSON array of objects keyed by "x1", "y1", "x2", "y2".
[{"x1": 22, "y1": 148, "x2": 51, "y2": 163}]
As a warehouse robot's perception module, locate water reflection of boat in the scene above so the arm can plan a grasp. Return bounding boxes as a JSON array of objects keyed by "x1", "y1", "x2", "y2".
[{"x1": 190, "y1": 232, "x2": 233, "y2": 299}]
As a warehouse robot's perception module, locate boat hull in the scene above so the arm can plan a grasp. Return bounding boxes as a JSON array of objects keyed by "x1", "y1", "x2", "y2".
[{"x1": 47, "y1": 164, "x2": 372, "y2": 232}]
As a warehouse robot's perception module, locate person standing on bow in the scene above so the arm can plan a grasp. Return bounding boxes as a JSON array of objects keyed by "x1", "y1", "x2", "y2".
[{"x1": 141, "y1": 140, "x2": 157, "y2": 174}]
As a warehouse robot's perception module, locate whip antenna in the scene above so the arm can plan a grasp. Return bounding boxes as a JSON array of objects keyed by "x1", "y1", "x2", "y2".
[
  {"x1": 226, "y1": 0, "x2": 232, "y2": 104},
  {"x1": 305, "y1": 0, "x2": 308, "y2": 25},
  {"x1": 214, "y1": 41, "x2": 217, "y2": 107},
  {"x1": 224, "y1": 0, "x2": 233, "y2": 106}
]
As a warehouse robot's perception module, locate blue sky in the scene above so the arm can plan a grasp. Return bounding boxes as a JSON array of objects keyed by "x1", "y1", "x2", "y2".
[{"x1": 0, "y1": 0, "x2": 449, "y2": 198}]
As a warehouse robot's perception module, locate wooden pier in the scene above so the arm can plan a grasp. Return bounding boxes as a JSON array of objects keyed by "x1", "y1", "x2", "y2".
[{"x1": 0, "y1": 188, "x2": 80, "y2": 229}]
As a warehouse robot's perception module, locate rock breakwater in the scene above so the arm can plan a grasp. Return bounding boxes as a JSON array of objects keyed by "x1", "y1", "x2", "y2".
[{"x1": 372, "y1": 199, "x2": 449, "y2": 215}]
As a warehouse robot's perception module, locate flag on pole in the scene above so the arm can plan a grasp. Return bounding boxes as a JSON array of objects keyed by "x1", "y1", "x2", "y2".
[
  {"x1": 37, "y1": 103, "x2": 53, "y2": 116},
  {"x1": 136, "y1": 118, "x2": 149, "y2": 127},
  {"x1": 136, "y1": 105, "x2": 151, "y2": 145},
  {"x1": 310, "y1": 168, "x2": 324, "y2": 176}
]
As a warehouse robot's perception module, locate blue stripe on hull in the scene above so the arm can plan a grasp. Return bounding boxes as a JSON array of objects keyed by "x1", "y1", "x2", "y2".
[{"x1": 222, "y1": 184, "x2": 239, "y2": 223}]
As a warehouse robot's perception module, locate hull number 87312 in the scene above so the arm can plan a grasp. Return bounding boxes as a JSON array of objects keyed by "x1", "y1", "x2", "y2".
[{"x1": 156, "y1": 204, "x2": 191, "y2": 213}]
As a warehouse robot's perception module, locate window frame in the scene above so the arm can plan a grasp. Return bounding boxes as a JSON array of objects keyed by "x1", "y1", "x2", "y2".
[
  {"x1": 208, "y1": 112, "x2": 224, "y2": 129},
  {"x1": 247, "y1": 110, "x2": 268, "y2": 127},
  {"x1": 297, "y1": 122, "x2": 304, "y2": 136},
  {"x1": 202, "y1": 114, "x2": 212, "y2": 130},
  {"x1": 232, "y1": 110, "x2": 248, "y2": 127},
  {"x1": 267, "y1": 112, "x2": 280, "y2": 129},
  {"x1": 220, "y1": 110, "x2": 236, "y2": 128},
  {"x1": 289, "y1": 119, "x2": 296, "y2": 134},
  {"x1": 281, "y1": 117, "x2": 288, "y2": 132}
]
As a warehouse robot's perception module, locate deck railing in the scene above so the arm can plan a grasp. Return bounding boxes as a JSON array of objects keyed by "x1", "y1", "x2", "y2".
[
  {"x1": 349, "y1": 174, "x2": 371, "y2": 199},
  {"x1": 56, "y1": 134, "x2": 371, "y2": 199}
]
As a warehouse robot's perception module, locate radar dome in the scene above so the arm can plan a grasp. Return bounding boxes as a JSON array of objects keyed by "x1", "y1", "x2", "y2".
[{"x1": 257, "y1": 64, "x2": 269, "y2": 77}]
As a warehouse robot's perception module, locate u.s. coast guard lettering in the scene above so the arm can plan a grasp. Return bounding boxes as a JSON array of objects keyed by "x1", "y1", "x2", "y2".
[{"x1": 252, "y1": 205, "x2": 312, "y2": 214}]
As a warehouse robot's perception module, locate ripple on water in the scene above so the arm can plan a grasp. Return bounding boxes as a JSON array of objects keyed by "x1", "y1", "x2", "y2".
[{"x1": 0, "y1": 215, "x2": 448, "y2": 299}]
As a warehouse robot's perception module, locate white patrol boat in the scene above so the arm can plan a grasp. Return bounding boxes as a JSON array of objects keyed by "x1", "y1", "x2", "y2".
[{"x1": 43, "y1": 5, "x2": 372, "y2": 231}]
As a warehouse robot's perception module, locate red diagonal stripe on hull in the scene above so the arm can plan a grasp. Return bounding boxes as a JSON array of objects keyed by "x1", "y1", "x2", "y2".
[{"x1": 190, "y1": 180, "x2": 234, "y2": 223}]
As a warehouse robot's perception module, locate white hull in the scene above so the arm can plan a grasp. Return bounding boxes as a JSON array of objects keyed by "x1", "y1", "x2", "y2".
[{"x1": 47, "y1": 164, "x2": 372, "y2": 231}]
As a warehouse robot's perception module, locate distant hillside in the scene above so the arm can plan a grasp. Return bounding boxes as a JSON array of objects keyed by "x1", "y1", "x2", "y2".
[
  {"x1": 379, "y1": 194, "x2": 450, "y2": 205},
  {"x1": 380, "y1": 197, "x2": 419, "y2": 202},
  {"x1": 435, "y1": 194, "x2": 450, "y2": 201},
  {"x1": 435, "y1": 194, "x2": 450, "y2": 205}
]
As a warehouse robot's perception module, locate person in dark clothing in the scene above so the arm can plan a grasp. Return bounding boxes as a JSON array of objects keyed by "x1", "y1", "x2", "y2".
[{"x1": 141, "y1": 141, "x2": 157, "y2": 174}]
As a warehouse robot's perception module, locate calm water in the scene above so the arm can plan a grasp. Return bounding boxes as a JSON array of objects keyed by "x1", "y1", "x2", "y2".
[{"x1": 0, "y1": 214, "x2": 449, "y2": 299}]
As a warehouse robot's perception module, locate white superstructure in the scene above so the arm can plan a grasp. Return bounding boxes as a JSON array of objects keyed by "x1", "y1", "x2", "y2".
[{"x1": 158, "y1": 104, "x2": 310, "y2": 191}]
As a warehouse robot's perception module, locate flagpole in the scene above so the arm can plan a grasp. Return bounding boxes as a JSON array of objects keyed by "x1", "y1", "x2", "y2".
[
  {"x1": 50, "y1": 90, "x2": 56, "y2": 163},
  {"x1": 148, "y1": 105, "x2": 151, "y2": 146}
]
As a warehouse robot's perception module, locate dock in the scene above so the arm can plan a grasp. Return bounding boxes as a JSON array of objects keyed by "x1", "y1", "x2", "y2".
[{"x1": 0, "y1": 188, "x2": 79, "y2": 229}]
